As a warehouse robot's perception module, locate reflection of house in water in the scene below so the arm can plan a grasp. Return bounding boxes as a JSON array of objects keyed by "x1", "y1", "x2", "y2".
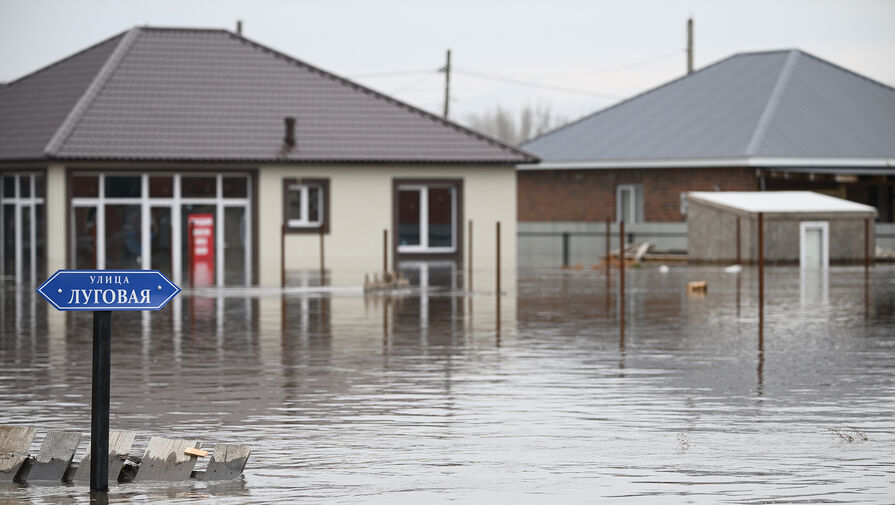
[
  {"x1": 0, "y1": 26, "x2": 531, "y2": 288},
  {"x1": 392, "y1": 262, "x2": 464, "y2": 347}
]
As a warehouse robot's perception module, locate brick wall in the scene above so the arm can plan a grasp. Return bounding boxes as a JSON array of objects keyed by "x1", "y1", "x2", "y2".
[{"x1": 517, "y1": 167, "x2": 758, "y2": 222}]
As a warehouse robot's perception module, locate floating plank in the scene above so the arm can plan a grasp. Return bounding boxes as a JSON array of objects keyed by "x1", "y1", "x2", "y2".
[
  {"x1": 197, "y1": 444, "x2": 251, "y2": 481},
  {"x1": 133, "y1": 437, "x2": 202, "y2": 482},
  {"x1": 687, "y1": 280, "x2": 708, "y2": 293},
  {"x1": 73, "y1": 431, "x2": 135, "y2": 483},
  {"x1": 184, "y1": 448, "x2": 208, "y2": 458},
  {"x1": 0, "y1": 426, "x2": 37, "y2": 481},
  {"x1": 20, "y1": 431, "x2": 81, "y2": 482}
]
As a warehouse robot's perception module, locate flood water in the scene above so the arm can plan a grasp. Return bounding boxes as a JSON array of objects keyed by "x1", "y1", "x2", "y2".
[{"x1": 1, "y1": 265, "x2": 894, "y2": 504}]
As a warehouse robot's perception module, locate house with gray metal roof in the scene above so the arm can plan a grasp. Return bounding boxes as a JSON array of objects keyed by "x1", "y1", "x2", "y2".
[
  {"x1": 0, "y1": 26, "x2": 535, "y2": 288},
  {"x1": 516, "y1": 49, "x2": 895, "y2": 267}
]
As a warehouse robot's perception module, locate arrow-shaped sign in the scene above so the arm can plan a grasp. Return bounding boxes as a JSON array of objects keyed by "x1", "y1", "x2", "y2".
[{"x1": 37, "y1": 270, "x2": 181, "y2": 311}]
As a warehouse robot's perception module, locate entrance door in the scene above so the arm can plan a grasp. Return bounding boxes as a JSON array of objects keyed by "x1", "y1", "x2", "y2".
[{"x1": 800, "y1": 221, "x2": 829, "y2": 269}]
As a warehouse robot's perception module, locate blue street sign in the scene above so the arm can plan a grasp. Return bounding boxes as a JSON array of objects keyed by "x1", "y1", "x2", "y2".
[{"x1": 36, "y1": 270, "x2": 181, "y2": 311}]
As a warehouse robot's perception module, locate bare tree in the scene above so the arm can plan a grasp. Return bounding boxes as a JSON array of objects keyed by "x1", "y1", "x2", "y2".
[{"x1": 463, "y1": 103, "x2": 567, "y2": 145}]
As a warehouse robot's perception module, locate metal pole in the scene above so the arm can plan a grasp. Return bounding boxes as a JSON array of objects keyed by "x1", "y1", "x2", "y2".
[
  {"x1": 468, "y1": 220, "x2": 473, "y2": 292},
  {"x1": 496, "y1": 221, "x2": 501, "y2": 337},
  {"x1": 736, "y1": 216, "x2": 741, "y2": 264},
  {"x1": 758, "y1": 212, "x2": 764, "y2": 340},
  {"x1": 619, "y1": 220, "x2": 625, "y2": 336},
  {"x1": 319, "y1": 226, "x2": 325, "y2": 284},
  {"x1": 605, "y1": 219, "x2": 611, "y2": 295},
  {"x1": 91, "y1": 310, "x2": 111, "y2": 491},
  {"x1": 865, "y1": 218, "x2": 870, "y2": 273},
  {"x1": 562, "y1": 232, "x2": 570, "y2": 267},
  {"x1": 280, "y1": 225, "x2": 285, "y2": 287},
  {"x1": 383, "y1": 229, "x2": 388, "y2": 276}
]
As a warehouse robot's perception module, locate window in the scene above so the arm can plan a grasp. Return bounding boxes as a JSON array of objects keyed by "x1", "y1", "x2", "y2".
[
  {"x1": 70, "y1": 172, "x2": 253, "y2": 287},
  {"x1": 0, "y1": 172, "x2": 46, "y2": 282},
  {"x1": 616, "y1": 184, "x2": 644, "y2": 223},
  {"x1": 395, "y1": 180, "x2": 461, "y2": 255},
  {"x1": 283, "y1": 178, "x2": 329, "y2": 233}
]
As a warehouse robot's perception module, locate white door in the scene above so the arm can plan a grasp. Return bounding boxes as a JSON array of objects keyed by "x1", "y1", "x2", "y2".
[{"x1": 799, "y1": 221, "x2": 829, "y2": 269}]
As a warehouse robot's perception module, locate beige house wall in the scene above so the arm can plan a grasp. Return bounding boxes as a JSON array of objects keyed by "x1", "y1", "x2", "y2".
[
  {"x1": 45, "y1": 164, "x2": 67, "y2": 275},
  {"x1": 257, "y1": 164, "x2": 517, "y2": 289}
]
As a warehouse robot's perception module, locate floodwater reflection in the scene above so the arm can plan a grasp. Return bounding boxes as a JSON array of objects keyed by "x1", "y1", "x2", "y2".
[{"x1": 1, "y1": 265, "x2": 895, "y2": 504}]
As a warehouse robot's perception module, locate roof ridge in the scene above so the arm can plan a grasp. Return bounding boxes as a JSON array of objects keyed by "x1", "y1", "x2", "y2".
[
  {"x1": 44, "y1": 27, "x2": 142, "y2": 156},
  {"x1": 227, "y1": 31, "x2": 536, "y2": 162},
  {"x1": 745, "y1": 50, "x2": 800, "y2": 155},
  {"x1": 1, "y1": 30, "x2": 127, "y2": 88},
  {"x1": 795, "y1": 49, "x2": 895, "y2": 95},
  {"x1": 522, "y1": 51, "x2": 747, "y2": 148}
]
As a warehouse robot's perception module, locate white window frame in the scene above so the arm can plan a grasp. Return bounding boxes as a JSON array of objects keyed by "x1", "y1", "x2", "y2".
[
  {"x1": 616, "y1": 184, "x2": 640, "y2": 223},
  {"x1": 70, "y1": 172, "x2": 252, "y2": 286},
  {"x1": 285, "y1": 183, "x2": 324, "y2": 228},
  {"x1": 0, "y1": 173, "x2": 45, "y2": 283},
  {"x1": 799, "y1": 221, "x2": 829, "y2": 270},
  {"x1": 397, "y1": 184, "x2": 456, "y2": 254}
]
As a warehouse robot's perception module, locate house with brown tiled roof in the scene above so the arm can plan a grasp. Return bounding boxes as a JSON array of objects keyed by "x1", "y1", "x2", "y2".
[{"x1": 0, "y1": 26, "x2": 536, "y2": 288}]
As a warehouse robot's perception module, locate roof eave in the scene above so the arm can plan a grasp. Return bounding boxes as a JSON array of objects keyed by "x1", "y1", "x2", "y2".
[{"x1": 517, "y1": 156, "x2": 895, "y2": 170}]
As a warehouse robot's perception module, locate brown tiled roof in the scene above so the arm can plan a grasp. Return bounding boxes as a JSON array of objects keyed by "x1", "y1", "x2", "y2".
[{"x1": 0, "y1": 27, "x2": 536, "y2": 164}]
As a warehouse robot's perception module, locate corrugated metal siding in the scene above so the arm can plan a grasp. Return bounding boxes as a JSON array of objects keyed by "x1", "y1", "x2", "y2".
[
  {"x1": 0, "y1": 34, "x2": 124, "y2": 160},
  {"x1": 51, "y1": 28, "x2": 531, "y2": 163}
]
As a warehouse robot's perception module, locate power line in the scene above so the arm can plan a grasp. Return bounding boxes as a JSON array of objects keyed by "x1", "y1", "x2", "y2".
[
  {"x1": 453, "y1": 69, "x2": 620, "y2": 99},
  {"x1": 349, "y1": 69, "x2": 435, "y2": 78}
]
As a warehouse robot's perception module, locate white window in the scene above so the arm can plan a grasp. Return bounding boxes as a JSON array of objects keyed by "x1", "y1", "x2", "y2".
[
  {"x1": 799, "y1": 221, "x2": 829, "y2": 269},
  {"x1": 616, "y1": 184, "x2": 643, "y2": 223},
  {"x1": 1, "y1": 173, "x2": 46, "y2": 283},
  {"x1": 397, "y1": 185, "x2": 456, "y2": 253},
  {"x1": 286, "y1": 184, "x2": 324, "y2": 228},
  {"x1": 70, "y1": 173, "x2": 253, "y2": 287}
]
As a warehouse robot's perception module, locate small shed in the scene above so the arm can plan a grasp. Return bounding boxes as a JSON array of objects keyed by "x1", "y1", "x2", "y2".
[{"x1": 686, "y1": 191, "x2": 877, "y2": 265}]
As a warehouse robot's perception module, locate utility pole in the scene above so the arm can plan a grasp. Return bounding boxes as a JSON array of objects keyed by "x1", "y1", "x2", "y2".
[
  {"x1": 440, "y1": 49, "x2": 452, "y2": 119},
  {"x1": 687, "y1": 17, "x2": 694, "y2": 74}
]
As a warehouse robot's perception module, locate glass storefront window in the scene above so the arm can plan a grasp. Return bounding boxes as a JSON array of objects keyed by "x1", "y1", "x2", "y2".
[
  {"x1": 105, "y1": 176, "x2": 141, "y2": 198},
  {"x1": 182, "y1": 176, "x2": 216, "y2": 198},
  {"x1": 70, "y1": 173, "x2": 251, "y2": 285},
  {"x1": 150, "y1": 176, "x2": 173, "y2": 198},
  {"x1": 72, "y1": 175, "x2": 99, "y2": 198}
]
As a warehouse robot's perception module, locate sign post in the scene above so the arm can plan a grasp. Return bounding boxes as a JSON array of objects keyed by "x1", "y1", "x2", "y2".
[{"x1": 37, "y1": 270, "x2": 180, "y2": 491}]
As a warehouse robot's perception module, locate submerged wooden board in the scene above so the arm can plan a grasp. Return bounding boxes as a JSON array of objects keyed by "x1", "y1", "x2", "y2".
[
  {"x1": 133, "y1": 437, "x2": 202, "y2": 482},
  {"x1": 21, "y1": 431, "x2": 81, "y2": 482},
  {"x1": 198, "y1": 444, "x2": 251, "y2": 481},
  {"x1": 73, "y1": 431, "x2": 136, "y2": 482},
  {"x1": 0, "y1": 426, "x2": 37, "y2": 481}
]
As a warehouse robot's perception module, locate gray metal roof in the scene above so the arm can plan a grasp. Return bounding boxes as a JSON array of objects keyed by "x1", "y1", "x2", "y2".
[
  {"x1": 523, "y1": 50, "x2": 895, "y2": 163},
  {"x1": 0, "y1": 27, "x2": 535, "y2": 164}
]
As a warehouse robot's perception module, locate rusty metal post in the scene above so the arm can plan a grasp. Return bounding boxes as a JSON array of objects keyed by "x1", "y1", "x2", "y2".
[
  {"x1": 319, "y1": 226, "x2": 325, "y2": 284},
  {"x1": 468, "y1": 219, "x2": 473, "y2": 292},
  {"x1": 758, "y1": 212, "x2": 764, "y2": 342},
  {"x1": 496, "y1": 221, "x2": 501, "y2": 338},
  {"x1": 383, "y1": 229, "x2": 388, "y2": 276},
  {"x1": 619, "y1": 220, "x2": 625, "y2": 337},
  {"x1": 865, "y1": 218, "x2": 870, "y2": 273},
  {"x1": 280, "y1": 225, "x2": 286, "y2": 287}
]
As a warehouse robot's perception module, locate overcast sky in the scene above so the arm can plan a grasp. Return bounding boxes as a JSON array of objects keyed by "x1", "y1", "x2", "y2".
[{"x1": 2, "y1": 0, "x2": 893, "y2": 123}]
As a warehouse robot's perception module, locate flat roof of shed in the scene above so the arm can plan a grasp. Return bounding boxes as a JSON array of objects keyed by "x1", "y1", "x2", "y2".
[{"x1": 687, "y1": 191, "x2": 877, "y2": 214}]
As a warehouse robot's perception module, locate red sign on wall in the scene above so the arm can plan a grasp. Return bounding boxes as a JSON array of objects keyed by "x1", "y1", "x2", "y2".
[{"x1": 187, "y1": 214, "x2": 214, "y2": 287}]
